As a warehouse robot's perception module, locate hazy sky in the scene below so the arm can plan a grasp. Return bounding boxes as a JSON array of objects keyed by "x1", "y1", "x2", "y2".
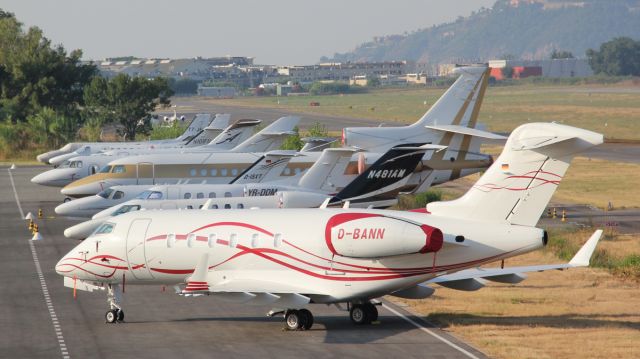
[{"x1": 2, "y1": 0, "x2": 496, "y2": 64}]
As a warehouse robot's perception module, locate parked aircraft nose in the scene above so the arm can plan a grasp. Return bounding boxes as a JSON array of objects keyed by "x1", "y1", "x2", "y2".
[
  {"x1": 55, "y1": 196, "x2": 103, "y2": 218},
  {"x1": 64, "y1": 218, "x2": 104, "y2": 239},
  {"x1": 61, "y1": 182, "x2": 104, "y2": 198},
  {"x1": 31, "y1": 168, "x2": 78, "y2": 187}
]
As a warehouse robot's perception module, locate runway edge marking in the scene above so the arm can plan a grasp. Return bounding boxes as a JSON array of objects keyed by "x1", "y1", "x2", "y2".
[
  {"x1": 8, "y1": 168, "x2": 70, "y2": 359},
  {"x1": 383, "y1": 302, "x2": 482, "y2": 359}
]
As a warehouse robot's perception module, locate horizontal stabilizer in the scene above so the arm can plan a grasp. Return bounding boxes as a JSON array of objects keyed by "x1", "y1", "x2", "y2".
[{"x1": 425, "y1": 124, "x2": 507, "y2": 140}]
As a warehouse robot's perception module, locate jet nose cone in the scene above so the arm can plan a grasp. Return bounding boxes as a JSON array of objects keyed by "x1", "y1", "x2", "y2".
[
  {"x1": 55, "y1": 255, "x2": 71, "y2": 277},
  {"x1": 31, "y1": 172, "x2": 47, "y2": 185}
]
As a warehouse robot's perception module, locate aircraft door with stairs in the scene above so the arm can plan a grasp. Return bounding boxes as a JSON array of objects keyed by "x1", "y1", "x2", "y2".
[{"x1": 125, "y1": 218, "x2": 155, "y2": 280}]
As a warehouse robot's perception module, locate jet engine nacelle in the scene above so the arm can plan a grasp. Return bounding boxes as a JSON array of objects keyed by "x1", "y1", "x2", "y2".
[{"x1": 324, "y1": 213, "x2": 443, "y2": 258}]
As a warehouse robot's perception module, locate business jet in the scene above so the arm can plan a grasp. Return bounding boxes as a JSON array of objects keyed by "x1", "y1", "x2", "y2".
[
  {"x1": 37, "y1": 113, "x2": 217, "y2": 165},
  {"x1": 63, "y1": 144, "x2": 434, "y2": 239},
  {"x1": 56, "y1": 122, "x2": 603, "y2": 329},
  {"x1": 59, "y1": 66, "x2": 499, "y2": 198},
  {"x1": 31, "y1": 117, "x2": 262, "y2": 188}
]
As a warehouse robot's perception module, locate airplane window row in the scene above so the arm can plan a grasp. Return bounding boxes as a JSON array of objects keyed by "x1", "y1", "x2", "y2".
[
  {"x1": 184, "y1": 203, "x2": 245, "y2": 209},
  {"x1": 165, "y1": 231, "x2": 281, "y2": 249},
  {"x1": 188, "y1": 168, "x2": 240, "y2": 177},
  {"x1": 183, "y1": 191, "x2": 233, "y2": 199},
  {"x1": 282, "y1": 167, "x2": 303, "y2": 176}
]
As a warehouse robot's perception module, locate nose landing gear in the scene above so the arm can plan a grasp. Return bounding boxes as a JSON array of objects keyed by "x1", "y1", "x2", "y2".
[{"x1": 105, "y1": 284, "x2": 124, "y2": 323}]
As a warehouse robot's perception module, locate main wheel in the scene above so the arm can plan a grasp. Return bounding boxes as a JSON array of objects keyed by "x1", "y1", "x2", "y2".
[
  {"x1": 105, "y1": 310, "x2": 118, "y2": 323},
  {"x1": 285, "y1": 310, "x2": 307, "y2": 330},
  {"x1": 350, "y1": 305, "x2": 371, "y2": 325},
  {"x1": 117, "y1": 309, "x2": 124, "y2": 322},
  {"x1": 299, "y1": 309, "x2": 314, "y2": 330},
  {"x1": 364, "y1": 303, "x2": 378, "y2": 322}
]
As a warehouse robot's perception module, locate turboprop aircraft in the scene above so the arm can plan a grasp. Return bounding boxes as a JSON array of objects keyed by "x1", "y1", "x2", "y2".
[
  {"x1": 37, "y1": 113, "x2": 216, "y2": 164},
  {"x1": 59, "y1": 116, "x2": 300, "y2": 197},
  {"x1": 56, "y1": 122, "x2": 604, "y2": 329},
  {"x1": 59, "y1": 65, "x2": 499, "y2": 198},
  {"x1": 31, "y1": 118, "x2": 262, "y2": 188},
  {"x1": 63, "y1": 144, "x2": 434, "y2": 239}
]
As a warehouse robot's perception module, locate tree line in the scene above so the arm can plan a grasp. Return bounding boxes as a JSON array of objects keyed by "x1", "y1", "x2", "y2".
[{"x1": 0, "y1": 9, "x2": 172, "y2": 158}]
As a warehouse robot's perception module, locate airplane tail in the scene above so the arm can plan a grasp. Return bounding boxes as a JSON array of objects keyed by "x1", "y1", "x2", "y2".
[
  {"x1": 300, "y1": 137, "x2": 338, "y2": 152},
  {"x1": 176, "y1": 114, "x2": 216, "y2": 142},
  {"x1": 182, "y1": 114, "x2": 232, "y2": 147},
  {"x1": 329, "y1": 144, "x2": 435, "y2": 207},
  {"x1": 197, "y1": 119, "x2": 262, "y2": 150},
  {"x1": 230, "y1": 116, "x2": 299, "y2": 153},
  {"x1": 296, "y1": 148, "x2": 358, "y2": 191},
  {"x1": 427, "y1": 123, "x2": 603, "y2": 226},
  {"x1": 230, "y1": 150, "x2": 297, "y2": 184}
]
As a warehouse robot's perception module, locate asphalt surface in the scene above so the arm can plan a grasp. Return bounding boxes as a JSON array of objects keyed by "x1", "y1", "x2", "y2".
[
  {"x1": 158, "y1": 98, "x2": 640, "y2": 164},
  {"x1": 1, "y1": 165, "x2": 488, "y2": 359},
  {"x1": 539, "y1": 203, "x2": 640, "y2": 235}
]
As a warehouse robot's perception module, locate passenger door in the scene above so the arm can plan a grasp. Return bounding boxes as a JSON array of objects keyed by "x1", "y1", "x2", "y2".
[{"x1": 125, "y1": 218, "x2": 154, "y2": 280}]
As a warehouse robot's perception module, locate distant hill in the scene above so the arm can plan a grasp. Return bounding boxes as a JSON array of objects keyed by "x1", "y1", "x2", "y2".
[{"x1": 325, "y1": 0, "x2": 640, "y2": 64}]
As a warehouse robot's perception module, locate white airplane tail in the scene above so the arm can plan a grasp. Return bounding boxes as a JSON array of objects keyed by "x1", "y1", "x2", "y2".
[
  {"x1": 176, "y1": 114, "x2": 216, "y2": 142},
  {"x1": 427, "y1": 123, "x2": 603, "y2": 226},
  {"x1": 296, "y1": 148, "x2": 358, "y2": 191},
  {"x1": 182, "y1": 114, "x2": 232, "y2": 147},
  {"x1": 197, "y1": 119, "x2": 262, "y2": 150},
  {"x1": 230, "y1": 151, "x2": 297, "y2": 184},
  {"x1": 230, "y1": 116, "x2": 299, "y2": 153}
]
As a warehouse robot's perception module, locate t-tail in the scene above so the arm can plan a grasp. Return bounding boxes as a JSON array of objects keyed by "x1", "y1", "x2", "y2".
[
  {"x1": 230, "y1": 116, "x2": 299, "y2": 153},
  {"x1": 176, "y1": 113, "x2": 218, "y2": 142},
  {"x1": 230, "y1": 151, "x2": 297, "y2": 184},
  {"x1": 427, "y1": 123, "x2": 603, "y2": 226},
  {"x1": 182, "y1": 114, "x2": 232, "y2": 147},
  {"x1": 296, "y1": 148, "x2": 358, "y2": 191},
  {"x1": 193, "y1": 119, "x2": 262, "y2": 150},
  {"x1": 329, "y1": 143, "x2": 437, "y2": 208},
  {"x1": 341, "y1": 66, "x2": 496, "y2": 152}
]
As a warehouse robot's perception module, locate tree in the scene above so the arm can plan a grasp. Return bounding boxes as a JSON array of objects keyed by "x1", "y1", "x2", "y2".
[
  {"x1": 83, "y1": 74, "x2": 173, "y2": 140},
  {"x1": 366, "y1": 77, "x2": 381, "y2": 87},
  {"x1": 280, "y1": 122, "x2": 330, "y2": 151},
  {"x1": 587, "y1": 37, "x2": 640, "y2": 76},
  {"x1": 168, "y1": 77, "x2": 199, "y2": 94},
  {"x1": 0, "y1": 10, "x2": 97, "y2": 123},
  {"x1": 551, "y1": 49, "x2": 574, "y2": 59}
]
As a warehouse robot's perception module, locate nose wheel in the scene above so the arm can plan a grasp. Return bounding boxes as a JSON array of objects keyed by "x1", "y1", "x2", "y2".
[{"x1": 105, "y1": 284, "x2": 124, "y2": 323}]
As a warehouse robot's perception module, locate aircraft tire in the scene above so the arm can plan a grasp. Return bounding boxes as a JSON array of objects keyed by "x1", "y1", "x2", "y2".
[
  {"x1": 364, "y1": 303, "x2": 378, "y2": 322},
  {"x1": 105, "y1": 310, "x2": 118, "y2": 323},
  {"x1": 117, "y1": 309, "x2": 124, "y2": 322},
  {"x1": 350, "y1": 305, "x2": 371, "y2": 325},
  {"x1": 299, "y1": 309, "x2": 314, "y2": 330},
  {"x1": 285, "y1": 309, "x2": 306, "y2": 330}
]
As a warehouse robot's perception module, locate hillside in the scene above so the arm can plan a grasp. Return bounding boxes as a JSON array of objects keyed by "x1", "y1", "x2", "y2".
[{"x1": 326, "y1": 0, "x2": 640, "y2": 64}]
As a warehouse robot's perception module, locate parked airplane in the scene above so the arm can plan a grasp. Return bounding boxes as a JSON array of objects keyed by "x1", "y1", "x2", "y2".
[
  {"x1": 59, "y1": 66, "x2": 498, "y2": 198},
  {"x1": 31, "y1": 118, "x2": 262, "y2": 188},
  {"x1": 63, "y1": 144, "x2": 434, "y2": 239},
  {"x1": 55, "y1": 122, "x2": 603, "y2": 329},
  {"x1": 59, "y1": 116, "x2": 299, "y2": 197},
  {"x1": 37, "y1": 113, "x2": 215, "y2": 164}
]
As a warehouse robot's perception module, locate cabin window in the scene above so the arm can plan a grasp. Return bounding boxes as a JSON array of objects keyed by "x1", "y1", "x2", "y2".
[
  {"x1": 231, "y1": 168, "x2": 238, "y2": 176},
  {"x1": 167, "y1": 234, "x2": 175, "y2": 248},
  {"x1": 90, "y1": 165, "x2": 98, "y2": 175},
  {"x1": 210, "y1": 169, "x2": 217, "y2": 176},
  {"x1": 99, "y1": 166, "x2": 112, "y2": 174},
  {"x1": 229, "y1": 233, "x2": 237, "y2": 248},
  {"x1": 186, "y1": 205, "x2": 193, "y2": 209},
  {"x1": 196, "y1": 192, "x2": 204, "y2": 199},
  {"x1": 221, "y1": 168, "x2": 228, "y2": 177},
  {"x1": 211, "y1": 204, "x2": 218, "y2": 209},
  {"x1": 237, "y1": 204, "x2": 244, "y2": 209},
  {"x1": 148, "y1": 191, "x2": 163, "y2": 200},
  {"x1": 184, "y1": 193, "x2": 192, "y2": 199},
  {"x1": 207, "y1": 234, "x2": 216, "y2": 248},
  {"x1": 294, "y1": 168, "x2": 301, "y2": 175},
  {"x1": 187, "y1": 233, "x2": 195, "y2": 248},
  {"x1": 208, "y1": 192, "x2": 216, "y2": 198},
  {"x1": 112, "y1": 165, "x2": 126, "y2": 173},
  {"x1": 224, "y1": 192, "x2": 232, "y2": 198},
  {"x1": 112, "y1": 191, "x2": 125, "y2": 200},
  {"x1": 200, "y1": 169, "x2": 207, "y2": 176},
  {"x1": 190, "y1": 169, "x2": 196, "y2": 176},
  {"x1": 274, "y1": 233, "x2": 282, "y2": 247},
  {"x1": 251, "y1": 233, "x2": 259, "y2": 248},
  {"x1": 224, "y1": 204, "x2": 231, "y2": 209}
]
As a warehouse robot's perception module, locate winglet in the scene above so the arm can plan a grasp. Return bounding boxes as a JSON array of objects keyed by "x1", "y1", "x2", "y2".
[{"x1": 569, "y1": 230, "x2": 603, "y2": 267}]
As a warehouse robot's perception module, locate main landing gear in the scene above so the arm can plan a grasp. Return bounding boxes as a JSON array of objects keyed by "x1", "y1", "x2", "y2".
[
  {"x1": 105, "y1": 284, "x2": 124, "y2": 323},
  {"x1": 276, "y1": 301, "x2": 379, "y2": 330},
  {"x1": 282, "y1": 309, "x2": 314, "y2": 331},
  {"x1": 349, "y1": 302, "x2": 378, "y2": 325}
]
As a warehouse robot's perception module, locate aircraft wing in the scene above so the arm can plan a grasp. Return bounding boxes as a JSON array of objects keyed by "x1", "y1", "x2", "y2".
[
  {"x1": 425, "y1": 230, "x2": 602, "y2": 290},
  {"x1": 424, "y1": 124, "x2": 507, "y2": 140}
]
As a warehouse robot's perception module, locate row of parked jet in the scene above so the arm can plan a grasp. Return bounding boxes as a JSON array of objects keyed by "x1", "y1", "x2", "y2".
[{"x1": 33, "y1": 66, "x2": 604, "y2": 331}]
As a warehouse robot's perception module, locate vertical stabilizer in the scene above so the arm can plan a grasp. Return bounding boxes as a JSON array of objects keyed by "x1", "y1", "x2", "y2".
[
  {"x1": 427, "y1": 123, "x2": 603, "y2": 226},
  {"x1": 177, "y1": 114, "x2": 214, "y2": 142},
  {"x1": 230, "y1": 151, "x2": 297, "y2": 184},
  {"x1": 230, "y1": 116, "x2": 299, "y2": 153},
  {"x1": 297, "y1": 148, "x2": 358, "y2": 191},
  {"x1": 198, "y1": 119, "x2": 262, "y2": 150}
]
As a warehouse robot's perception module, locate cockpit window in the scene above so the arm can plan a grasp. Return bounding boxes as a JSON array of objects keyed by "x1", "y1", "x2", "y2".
[
  {"x1": 99, "y1": 165, "x2": 112, "y2": 173},
  {"x1": 94, "y1": 223, "x2": 115, "y2": 235},
  {"x1": 135, "y1": 190, "x2": 151, "y2": 199},
  {"x1": 112, "y1": 191, "x2": 125, "y2": 200},
  {"x1": 97, "y1": 188, "x2": 114, "y2": 199},
  {"x1": 59, "y1": 161, "x2": 71, "y2": 168},
  {"x1": 112, "y1": 165, "x2": 126, "y2": 173},
  {"x1": 69, "y1": 161, "x2": 83, "y2": 168},
  {"x1": 148, "y1": 191, "x2": 163, "y2": 199},
  {"x1": 113, "y1": 205, "x2": 141, "y2": 216}
]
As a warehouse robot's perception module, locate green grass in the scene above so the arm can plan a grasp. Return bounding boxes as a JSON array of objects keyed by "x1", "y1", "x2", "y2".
[{"x1": 214, "y1": 82, "x2": 640, "y2": 140}]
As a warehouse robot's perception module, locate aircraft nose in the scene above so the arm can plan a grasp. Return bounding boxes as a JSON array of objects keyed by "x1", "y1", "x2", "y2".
[
  {"x1": 55, "y1": 200, "x2": 80, "y2": 216},
  {"x1": 31, "y1": 172, "x2": 50, "y2": 185}
]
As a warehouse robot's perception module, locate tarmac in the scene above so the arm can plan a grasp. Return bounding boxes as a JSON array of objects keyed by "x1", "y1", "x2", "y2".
[{"x1": 1, "y1": 166, "x2": 488, "y2": 359}]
